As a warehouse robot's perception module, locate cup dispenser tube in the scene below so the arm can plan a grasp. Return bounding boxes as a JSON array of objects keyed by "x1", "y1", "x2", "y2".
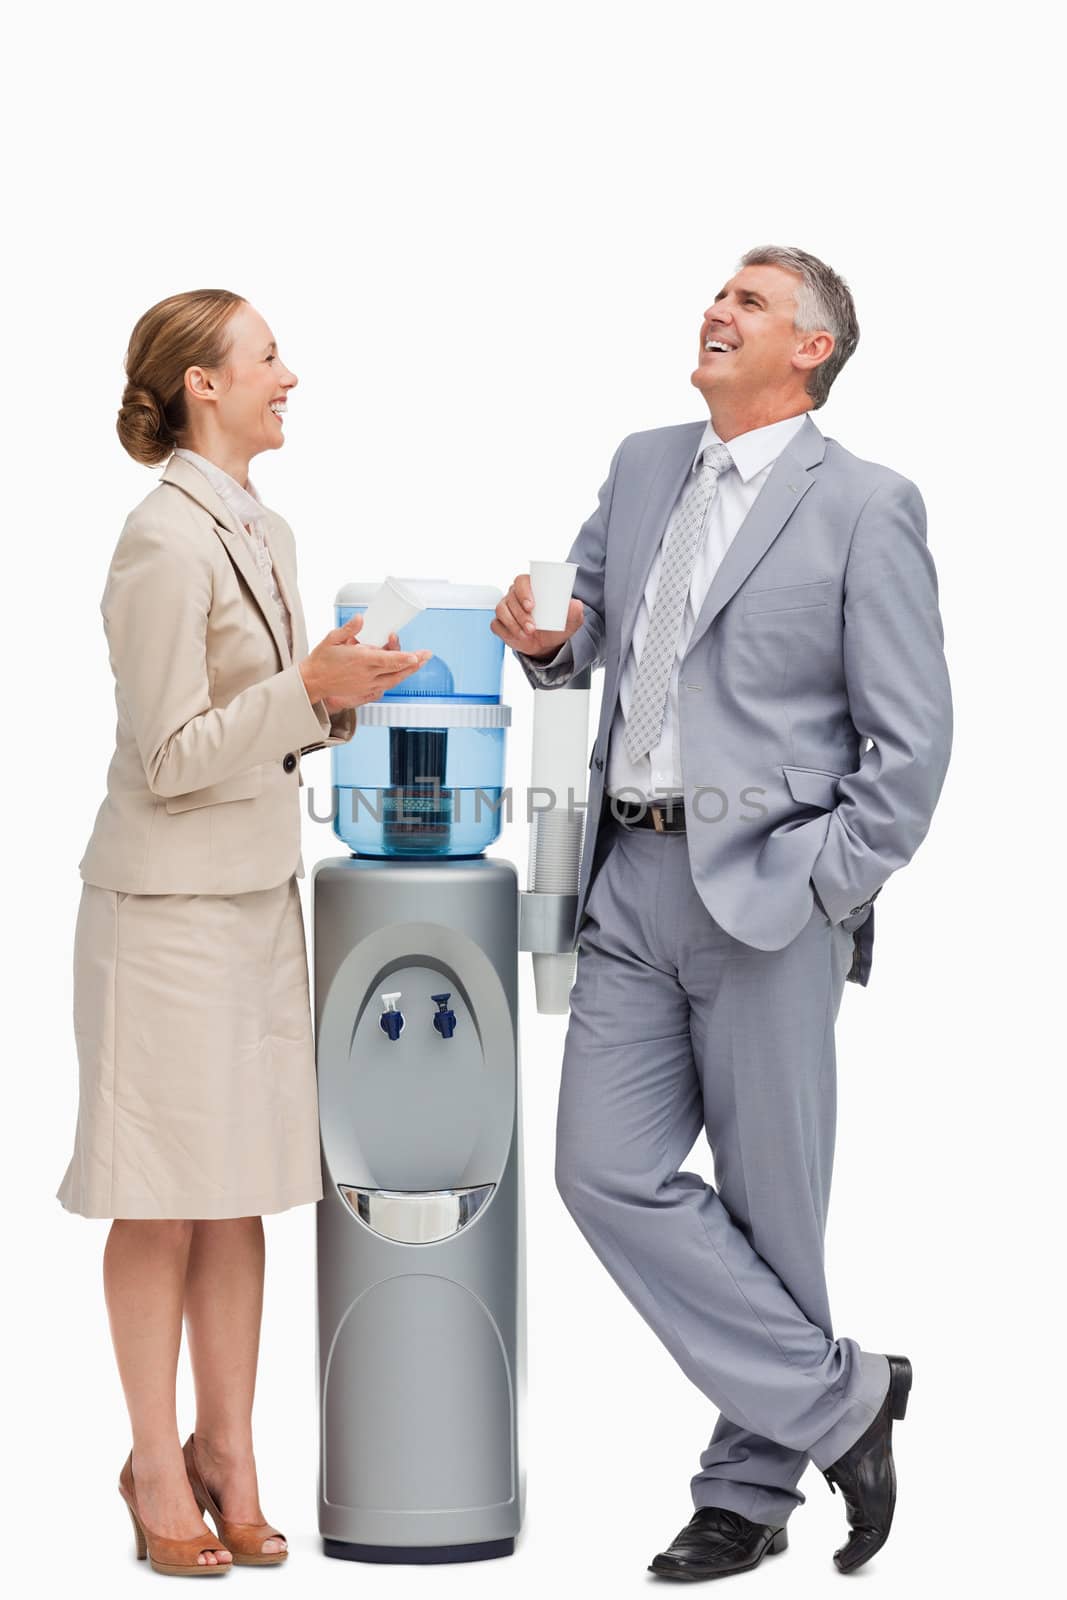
[{"x1": 518, "y1": 667, "x2": 592, "y2": 1013}]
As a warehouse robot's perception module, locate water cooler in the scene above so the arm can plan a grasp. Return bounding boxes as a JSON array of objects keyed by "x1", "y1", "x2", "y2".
[{"x1": 312, "y1": 579, "x2": 591, "y2": 1564}]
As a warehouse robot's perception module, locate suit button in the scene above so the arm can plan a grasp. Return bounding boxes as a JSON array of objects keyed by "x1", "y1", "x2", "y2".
[
  {"x1": 595, "y1": 757, "x2": 604, "y2": 771},
  {"x1": 283, "y1": 752, "x2": 297, "y2": 773}
]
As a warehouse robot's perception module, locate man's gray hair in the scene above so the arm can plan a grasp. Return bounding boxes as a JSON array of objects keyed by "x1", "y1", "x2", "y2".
[{"x1": 740, "y1": 245, "x2": 859, "y2": 409}]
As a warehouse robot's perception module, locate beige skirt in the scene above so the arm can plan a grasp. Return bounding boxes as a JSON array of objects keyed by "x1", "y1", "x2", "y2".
[{"x1": 57, "y1": 875, "x2": 324, "y2": 1219}]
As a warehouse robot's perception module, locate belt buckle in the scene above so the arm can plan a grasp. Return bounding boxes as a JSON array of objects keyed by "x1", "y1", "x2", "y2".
[{"x1": 649, "y1": 803, "x2": 666, "y2": 833}]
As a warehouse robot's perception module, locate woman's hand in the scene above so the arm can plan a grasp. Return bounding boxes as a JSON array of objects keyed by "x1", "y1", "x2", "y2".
[
  {"x1": 491, "y1": 572, "x2": 584, "y2": 661},
  {"x1": 319, "y1": 617, "x2": 403, "y2": 713},
  {"x1": 300, "y1": 613, "x2": 431, "y2": 712}
]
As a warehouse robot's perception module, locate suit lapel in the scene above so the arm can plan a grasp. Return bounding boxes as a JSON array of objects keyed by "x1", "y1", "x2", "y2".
[
  {"x1": 683, "y1": 413, "x2": 826, "y2": 660},
  {"x1": 265, "y1": 519, "x2": 308, "y2": 661},
  {"x1": 159, "y1": 454, "x2": 293, "y2": 665}
]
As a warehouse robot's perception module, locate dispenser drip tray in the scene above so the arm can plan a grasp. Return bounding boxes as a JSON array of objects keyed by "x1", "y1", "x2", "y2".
[{"x1": 338, "y1": 1183, "x2": 495, "y2": 1243}]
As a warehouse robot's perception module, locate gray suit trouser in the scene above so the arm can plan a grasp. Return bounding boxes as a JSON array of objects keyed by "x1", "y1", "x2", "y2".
[{"x1": 554, "y1": 814, "x2": 890, "y2": 1526}]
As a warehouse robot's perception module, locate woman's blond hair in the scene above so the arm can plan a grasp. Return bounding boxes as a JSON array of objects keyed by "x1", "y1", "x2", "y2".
[{"x1": 116, "y1": 289, "x2": 245, "y2": 465}]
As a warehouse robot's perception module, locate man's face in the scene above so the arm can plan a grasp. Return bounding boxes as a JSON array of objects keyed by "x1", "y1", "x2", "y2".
[{"x1": 692, "y1": 264, "x2": 826, "y2": 408}]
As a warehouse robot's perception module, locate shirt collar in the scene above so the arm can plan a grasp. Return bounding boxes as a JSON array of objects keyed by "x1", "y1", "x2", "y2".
[
  {"x1": 694, "y1": 411, "x2": 810, "y2": 484},
  {"x1": 172, "y1": 448, "x2": 267, "y2": 527}
]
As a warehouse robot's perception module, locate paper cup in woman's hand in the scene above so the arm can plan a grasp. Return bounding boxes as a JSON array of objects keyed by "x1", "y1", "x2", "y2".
[{"x1": 357, "y1": 576, "x2": 425, "y2": 646}]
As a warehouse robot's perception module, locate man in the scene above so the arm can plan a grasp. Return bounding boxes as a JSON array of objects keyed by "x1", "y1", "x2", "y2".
[{"x1": 492, "y1": 245, "x2": 952, "y2": 1579}]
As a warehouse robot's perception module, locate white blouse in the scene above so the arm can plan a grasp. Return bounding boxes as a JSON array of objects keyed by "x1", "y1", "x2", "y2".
[{"x1": 172, "y1": 447, "x2": 293, "y2": 655}]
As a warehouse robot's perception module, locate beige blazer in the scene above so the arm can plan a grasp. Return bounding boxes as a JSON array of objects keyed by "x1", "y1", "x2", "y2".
[{"x1": 78, "y1": 453, "x2": 356, "y2": 894}]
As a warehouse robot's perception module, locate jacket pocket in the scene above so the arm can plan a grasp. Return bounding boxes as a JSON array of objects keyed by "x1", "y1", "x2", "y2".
[
  {"x1": 782, "y1": 764, "x2": 843, "y2": 810},
  {"x1": 742, "y1": 578, "x2": 833, "y2": 614},
  {"x1": 164, "y1": 767, "x2": 264, "y2": 814}
]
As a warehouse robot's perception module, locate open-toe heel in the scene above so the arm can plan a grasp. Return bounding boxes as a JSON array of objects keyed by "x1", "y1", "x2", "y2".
[
  {"x1": 119, "y1": 1451, "x2": 231, "y2": 1577},
  {"x1": 183, "y1": 1434, "x2": 288, "y2": 1567}
]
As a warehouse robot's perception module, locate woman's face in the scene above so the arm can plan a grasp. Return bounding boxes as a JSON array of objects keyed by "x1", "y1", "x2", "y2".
[{"x1": 185, "y1": 301, "x2": 298, "y2": 461}]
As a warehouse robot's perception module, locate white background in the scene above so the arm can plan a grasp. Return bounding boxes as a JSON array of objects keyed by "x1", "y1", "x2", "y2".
[{"x1": 3, "y1": 2, "x2": 1061, "y2": 1594}]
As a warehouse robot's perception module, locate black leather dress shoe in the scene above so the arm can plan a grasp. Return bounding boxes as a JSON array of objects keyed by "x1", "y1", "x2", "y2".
[
  {"x1": 649, "y1": 1507, "x2": 788, "y2": 1581},
  {"x1": 823, "y1": 1353, "x2": 913, "y2": 1573}
]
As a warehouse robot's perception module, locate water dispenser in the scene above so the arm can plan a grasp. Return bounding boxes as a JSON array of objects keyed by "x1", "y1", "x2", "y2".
[{"x1": 314, "y1": 575, "x2": 592, "y2": 1564}]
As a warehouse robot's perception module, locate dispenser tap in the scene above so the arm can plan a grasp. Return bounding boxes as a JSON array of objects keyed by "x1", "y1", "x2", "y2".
[
  {"x1": 431, "y1": 992, "x2": 457, "y2": 1039},
  {"x1": 379, "y1": 991, "x2": 405, "y2": 1041}
]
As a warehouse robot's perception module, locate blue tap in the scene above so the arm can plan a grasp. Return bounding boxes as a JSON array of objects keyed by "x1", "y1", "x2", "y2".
[
  {"x1": 431, "y1": 992, "x2": 457, "y2": 1039},
  {"x1": 379, "y1": 991, "x2": 404, "y2": 1041}
]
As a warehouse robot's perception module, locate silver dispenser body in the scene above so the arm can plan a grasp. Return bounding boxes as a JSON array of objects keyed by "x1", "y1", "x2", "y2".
[
  {"x1": 313, "y1": 651, "x2": 589, "y2": 1562},
  {"x1": 313, "y1": 854, "x2": 525, "y2": 1562}
]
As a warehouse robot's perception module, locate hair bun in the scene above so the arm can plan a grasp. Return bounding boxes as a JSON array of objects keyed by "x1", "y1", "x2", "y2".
[
  {"x1": 117, "y1": 382, "x2": 175, "y2": 466},
  {"x1": 118, "y1": 290, "x2": 244, "y2": 467}
]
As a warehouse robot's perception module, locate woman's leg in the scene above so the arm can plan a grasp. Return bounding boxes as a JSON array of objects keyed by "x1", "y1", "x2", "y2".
[
  {"x1": 103, "y1": 1220, "x2": 231, "y2": 1566},
  {"x1": 183, "y1": 1217, "x2": 287, "y2": 1556}
]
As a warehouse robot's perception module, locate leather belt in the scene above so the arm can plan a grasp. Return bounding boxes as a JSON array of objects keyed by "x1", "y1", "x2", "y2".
[{"x1": 607, "y1": 796, "x2": 687, "y2": 833}]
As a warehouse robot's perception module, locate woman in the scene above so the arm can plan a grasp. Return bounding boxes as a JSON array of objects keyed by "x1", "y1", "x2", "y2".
[{"x1": 57, "y1": 290, "x2": 431, "y2": 1576}]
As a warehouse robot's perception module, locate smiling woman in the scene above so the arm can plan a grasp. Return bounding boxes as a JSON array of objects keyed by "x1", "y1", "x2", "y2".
[
  {"x1": 116, "y1": 291, "x2": 300, "y2": 474},
  {"x1": 57, "y1": 288, "x2": 431, "y2": 1579}
]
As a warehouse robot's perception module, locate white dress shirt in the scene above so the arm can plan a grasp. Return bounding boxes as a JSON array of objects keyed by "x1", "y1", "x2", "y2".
[
  {"x1": 530, "y1": 412, "x2": 808, "y2": 800},
  {"x1": 607, "y1": 413, "x2": 807, "y2": 799},
  {"x1": 172, "y1": 447, "x2": 293, "y2": 655}
]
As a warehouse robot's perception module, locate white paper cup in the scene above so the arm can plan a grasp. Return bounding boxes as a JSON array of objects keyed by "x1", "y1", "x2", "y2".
[
  {"x1": 533, "y1": 951, "x2": 577, "y2": 1015},
  {"x1": 529, "y1": 561, "x2": 578, "y2": 632},
  {"x1": 357, "y1": 576, "x2": 425, "y2": 646}
]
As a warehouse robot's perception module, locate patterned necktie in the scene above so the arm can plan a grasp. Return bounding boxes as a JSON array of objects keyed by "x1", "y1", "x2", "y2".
[{"x1": 624, "y1": 442, "x2": 733, "y2": 763}]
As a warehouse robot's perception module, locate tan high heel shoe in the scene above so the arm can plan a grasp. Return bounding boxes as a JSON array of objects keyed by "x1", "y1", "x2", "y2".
[
  {"x1": 118, "y1": 1452, "x2": 232, "y2": 1577},
  {"x1": 182, "y1": 1435, "x2": 288, "y2": 1566}
]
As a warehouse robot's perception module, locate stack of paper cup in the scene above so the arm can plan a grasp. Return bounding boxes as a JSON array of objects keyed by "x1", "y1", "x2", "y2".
[
  {"x1": 529, "y1": 561, "x2": 578, "y2": 631},
  {"x1": 356, "y1": 576, "x2": 426, "y2": 646}
]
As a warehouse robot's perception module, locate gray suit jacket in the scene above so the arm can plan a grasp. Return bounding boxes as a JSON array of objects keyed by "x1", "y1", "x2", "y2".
[{"x1": 516, "y1": 414, "x2": 953, "y2": 986}]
